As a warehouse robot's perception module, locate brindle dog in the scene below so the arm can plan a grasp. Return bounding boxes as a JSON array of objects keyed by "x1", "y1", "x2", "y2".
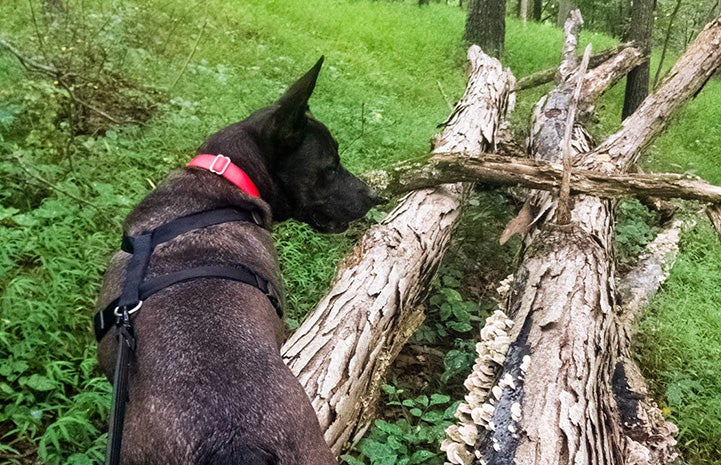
[{"x1": 96, "y1": 58, "x2": 379, "y2": 465}]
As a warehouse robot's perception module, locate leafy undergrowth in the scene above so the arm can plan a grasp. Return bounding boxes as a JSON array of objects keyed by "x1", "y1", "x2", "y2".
[
  {"x1": 635, "y1": 223, "x2": 721, "y2": 464},
  {"x1": 1, "y1": 0, "x2": 721, "y2": 464}
]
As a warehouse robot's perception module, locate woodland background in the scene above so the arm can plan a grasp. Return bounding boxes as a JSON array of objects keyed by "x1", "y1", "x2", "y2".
[{"x1": 0, "y1": 0, "x2": 720, "y2": 464}]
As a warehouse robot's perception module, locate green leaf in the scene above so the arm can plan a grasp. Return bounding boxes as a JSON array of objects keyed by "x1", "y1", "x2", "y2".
[
  {"x1": 21, "y1": 374, "x2": 56, "y2": 391},
  {"x1": 447, "y1": 321, "x2": 473, "y2": 333},
  {"x1": 374, "y1": 419, "x2": 404, "y2": 436},
  {"x1": 429, "y1": 393, "x2": 451, "y2": 406},
  {"x1": 408, "y1": 449, "x2": 437, "y2": 464},
  {"x1": 409, "y1": 407, "x2": 423, "y2": 417},
  {"x1": 414, "y1": 395, "x2": 429, "y2": 407},
  {"x1": 420, "y1": 410, "x2": 444, "y2": 424},
  {"x1": 340, "y1": 455, "x2": 366, "y2": 465}
]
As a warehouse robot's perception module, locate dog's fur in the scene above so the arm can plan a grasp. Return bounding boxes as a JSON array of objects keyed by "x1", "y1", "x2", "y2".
[{"x1": 96, "y1": 58, "x2": 378, "y2": 465}]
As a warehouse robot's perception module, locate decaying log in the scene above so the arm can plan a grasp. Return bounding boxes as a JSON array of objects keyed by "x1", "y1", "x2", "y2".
[
  {"x1": 617, "y1": 213, "x2": 697, "y2": 317},
  {"x1": 613, "y1": 213, "x2": 698, "y2": 463},
  {"x1": 384, "y1": 151, "x2": 721, "y2": 205},
  {"x1": 444, "y1": 10, "x2": 721, "y2": 465},
  {"x1": 281, "y1": 45, "x2": 515, "y2": 454},
  {"x1": 515, "y1": 42, "x2": 641, "y2": 91}
]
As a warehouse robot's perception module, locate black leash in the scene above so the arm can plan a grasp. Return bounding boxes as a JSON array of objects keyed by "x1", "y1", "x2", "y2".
[
  {"x1": 96, "y1": 207, "x2": 282, "y2": 465},
  {"x1": 105, "y1": 308, "x2": 135, "y2": 465}
]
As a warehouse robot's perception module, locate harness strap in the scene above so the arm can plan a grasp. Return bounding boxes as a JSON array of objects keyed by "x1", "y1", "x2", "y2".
[
  {"x1": 94, "y1": 264, "x2": 282, "y2": 341},
  {"x1": 117, "y1": 233, "x2": 152, "y2": 311},
  {"x1": 93, "y1": 207, "x2": 276, "y2": 342},
  {"x1": 120, "y1": 208, "x2": 260, "y2": 254}
]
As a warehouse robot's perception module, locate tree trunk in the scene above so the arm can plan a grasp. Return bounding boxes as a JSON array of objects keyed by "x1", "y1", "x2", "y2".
[
  {"x1": 557, "y1": 0, "x2": 574, "y2": 27},
  {"x1": 281, "y1": 45, "x2": 516, "y2": 455},
  {"x1": 622, "y1": 0, "x2": 656, "y2": 119},
  {"x1": 464, "y1": 0, "x2": 507, "y2": 58},
  {"x1": 531, "y1": 0, "x2": 542, "y2": 21},
  {"x1": 444, "y1": 11, "x2": 721, "y2": 465},
  {"x1": 519, "y1": 0, "x2": 528, "y2": 23}
]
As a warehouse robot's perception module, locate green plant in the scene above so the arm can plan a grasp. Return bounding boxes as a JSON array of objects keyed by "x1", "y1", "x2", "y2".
[
  {"x1": 341, "y1": 385, "x2": 459, "y2": 465},
  {"x1": 613, "y1": 198, "x2": 661, "y2": 270},
  {"x1": 413, "y1": 269, "x2": 481, "y2": 345}
]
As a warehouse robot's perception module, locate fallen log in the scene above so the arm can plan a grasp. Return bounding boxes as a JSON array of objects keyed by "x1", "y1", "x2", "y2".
[
  {"x1": 281, "y1": 45, "x2": 515, "y2": 454},
  {"x1": 515, "y1": 42, "x2": 641, "y2": 91},
  {"x1": 444, "y1": 10, "x2": 721, "y2": 465},
  {"x1": 383, "y1": 151, "x2": 721, "y2": 205}
]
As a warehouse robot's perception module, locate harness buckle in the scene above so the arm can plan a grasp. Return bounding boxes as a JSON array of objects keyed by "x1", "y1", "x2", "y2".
[{"x1": 209, "y1": 154, "x2": 232, "y2": 176}]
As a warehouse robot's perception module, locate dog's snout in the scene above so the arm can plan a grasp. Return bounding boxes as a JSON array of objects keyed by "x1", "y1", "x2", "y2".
[
  {"x1": 369, "y1": 188, "x2": 388, "y2": 206},
  {"x1": 361, "y1": 184, "x2": 387, "y2": 207}
]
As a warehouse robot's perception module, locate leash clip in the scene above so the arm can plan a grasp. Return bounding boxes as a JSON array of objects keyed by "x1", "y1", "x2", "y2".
[
  {"x1": 113, "y1": 300, "x2": 143, "y2": 318},
  {"x1": 209, "y1": 154, "x2": 232, "y2": 176}
]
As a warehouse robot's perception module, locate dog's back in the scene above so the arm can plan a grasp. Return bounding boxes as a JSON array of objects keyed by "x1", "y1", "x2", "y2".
[{"x1": 95, "y1": 58, "x2": 378, "y2": 465}]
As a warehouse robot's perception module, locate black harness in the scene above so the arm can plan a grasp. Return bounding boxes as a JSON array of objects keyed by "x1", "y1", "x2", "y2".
[{"x1": 94, "y1": 207, "x2": 283, "y2": 465}]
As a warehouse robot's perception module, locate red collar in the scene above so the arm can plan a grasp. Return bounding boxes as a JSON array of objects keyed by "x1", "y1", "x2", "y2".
[{"x1": 187, "y1": 154, "x2": 261, "y2": 198}]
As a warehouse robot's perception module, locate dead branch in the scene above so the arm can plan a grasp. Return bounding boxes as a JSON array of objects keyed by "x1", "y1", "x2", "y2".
[
  {"x1": 586, "y1": 14, "x2": 721, "y2": 173},
  {"x1": 382, "y1": 151, "x2": 721, "y2": 205},
  {"x1": 515, "y1": 42, "x2": 641, "y2": 91}
]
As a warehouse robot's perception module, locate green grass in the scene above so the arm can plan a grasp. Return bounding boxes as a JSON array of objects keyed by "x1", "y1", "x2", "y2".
[
  {"x1": 1, "y1": 1, "x2": 721, "y2": 464},
  {"x1": 635, "y1": 223, "x2": 721, "y2": 464}
]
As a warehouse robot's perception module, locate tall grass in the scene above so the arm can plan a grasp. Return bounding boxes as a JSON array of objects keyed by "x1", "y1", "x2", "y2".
[{"x1": 1, "y1": 1, "x2": 720, "y2": 464}]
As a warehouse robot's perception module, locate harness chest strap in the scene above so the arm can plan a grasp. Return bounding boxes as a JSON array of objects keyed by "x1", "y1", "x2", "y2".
[{"x1": 93, "y1": 207, "x2": 283, "y2": 342}]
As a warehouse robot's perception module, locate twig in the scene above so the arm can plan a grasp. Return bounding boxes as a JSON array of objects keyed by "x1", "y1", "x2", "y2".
[
  {"x1": 0, "y1": 38, "x2": 62, "y2": 78},
  {"x1": 437, "y1": 80, "x2": 454, "y2": 110},
  {"x1": 10, "y1": 153, "x2": 104, "y2": 212},
  {"x1": 556, "y1": 44, "x2": 592, "y2": 224},
  {"x1": 170, "y1": 19, "x2": 208, "y2": 91}
]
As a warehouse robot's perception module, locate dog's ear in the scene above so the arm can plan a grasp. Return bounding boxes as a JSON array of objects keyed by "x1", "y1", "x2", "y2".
[{"x1": 268, "y1": 56, "x2": 324, "y2": 149}]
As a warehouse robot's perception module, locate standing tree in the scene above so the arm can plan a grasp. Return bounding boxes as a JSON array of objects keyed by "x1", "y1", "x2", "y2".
[
  {"x1": 531, "y1": 0, "x2": 542, "y2": 21},
  {"x1": 623, "y1": 0, "x2": 656, "y2": 119},
  {"x1": 465, "y1": 0, "x2": 507, "y2": 58},
  {"x1": 557, "y1": 0, "x2": 575, "y2": 26}
]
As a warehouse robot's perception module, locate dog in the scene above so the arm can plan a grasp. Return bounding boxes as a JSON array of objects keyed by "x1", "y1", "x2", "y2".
[{"x1": 95, "y1": 57, "x2": 379, "y2": 465}]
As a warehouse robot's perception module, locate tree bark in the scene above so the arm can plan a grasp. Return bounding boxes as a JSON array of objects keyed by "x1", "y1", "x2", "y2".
[
  {"x1": 622, "y1": 0, "x2": 656, "y2": 119},
  {"x1": 464, "y1": 0, "x2": 507, "y2": 58},
  {"x1": 531, "y1": 0, "x2": 542, "y2": 21},
  {"x1": 586, "y1": 14, "x2": 721, "y2": 174},
  {"x1": 281, "y1": 45, "x2": 516, "y2": 455},
  {"x1": 443, "y1": 10, "x2": 721, "y2": 465}
]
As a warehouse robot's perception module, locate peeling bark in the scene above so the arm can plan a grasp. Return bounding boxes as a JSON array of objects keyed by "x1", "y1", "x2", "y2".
[{"x1": 281, "y1": 45, "x2": 516, "y2": 455}]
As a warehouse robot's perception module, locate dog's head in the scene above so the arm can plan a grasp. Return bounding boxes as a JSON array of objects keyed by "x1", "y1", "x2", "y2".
[{"x1": 201, "y1": 57, "x2": 381, "y2": 233}]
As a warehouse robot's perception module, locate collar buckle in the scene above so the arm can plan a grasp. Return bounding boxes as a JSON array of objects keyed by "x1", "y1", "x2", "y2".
[{"x1": 208, "y1": 154, "x2": 232, "y2": 175}]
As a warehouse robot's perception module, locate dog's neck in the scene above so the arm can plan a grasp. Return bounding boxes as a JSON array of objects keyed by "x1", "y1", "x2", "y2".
[{"x1": 123, "y1": 168, "x2": 273, "y2": 238}]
